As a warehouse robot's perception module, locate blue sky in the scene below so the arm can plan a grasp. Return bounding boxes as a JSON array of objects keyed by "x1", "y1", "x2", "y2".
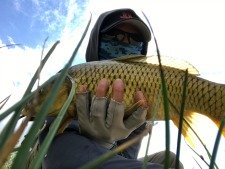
[
  {"x1": 0, "y1": 0, "x2": 88, "y2": 48},
  {"x1": 0, "y1": 0, "x2": 225, "y2": 168}
]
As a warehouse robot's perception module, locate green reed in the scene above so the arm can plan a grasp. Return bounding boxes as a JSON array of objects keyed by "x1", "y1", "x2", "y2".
[{"x1": 0, "y1": 12, "x2": 223, "y2": 169}]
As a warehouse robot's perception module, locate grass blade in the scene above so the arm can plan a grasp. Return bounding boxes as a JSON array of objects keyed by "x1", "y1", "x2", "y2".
[
  {"x1": 169, "y1": 100, "x2": 214, "y2": 168},
  {"x1": 11, "y1": 14, "x2": 91, "y2": 169},
  {"x1": 0, "y1": 92, "x2": 35, "y2": 148},
  {"x1": 142, "y1": 11, "x2": 170, "y2": 168},
  {"x1": 0, "y1": 95, "x2": 11, "y2": 110},
  {"x1": 141, "y1": 126, "x2": 152, "y2": 169},
  {"x1": 0, "y1": 40, "x2": 59, "y2": 153},
  {"x1": 11, "y1": 55, "x2": 68, "y2": 169},
  {"x1": 0, "y1": 44, "x2": 21, "y2": 48},
  {"x1": 22, "y1": 40, "x2": 60, "y2": 97},
  {"x1": 0, "y1": 40, "x2": 59, "y2": 168},
  {"x1": 30, "y1": 75, "x2": 76, "y2": 169},
  {"x1": 0, "y1": 116, "x2": 30, "y2": 167},
  {"x1": 209, "y1": 116, "x2": 225, "y2": 169},
  {"x1": 175, "y1": 69, "x2": 188, "y2": 169},
  {"x1": 0, "y1": 38, "x2": 59, "y2": 121},
  {"x1": 80, "y1": 127, "x2": 149, "y2": 169}
]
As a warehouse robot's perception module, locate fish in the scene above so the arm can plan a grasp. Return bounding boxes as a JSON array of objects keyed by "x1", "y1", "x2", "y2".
[{"x1": 22, "y1": 55, "x2": 225, "y2": 148}]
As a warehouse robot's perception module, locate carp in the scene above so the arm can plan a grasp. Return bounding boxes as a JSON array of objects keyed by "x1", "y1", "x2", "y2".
[{"x1": 22, "y1": 56, "x2": 225, "y2": 147}]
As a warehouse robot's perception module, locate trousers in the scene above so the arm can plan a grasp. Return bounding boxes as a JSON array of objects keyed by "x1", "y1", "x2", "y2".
[{"x1": 38, "y1": 119, "x2": 183, "y2": 169}]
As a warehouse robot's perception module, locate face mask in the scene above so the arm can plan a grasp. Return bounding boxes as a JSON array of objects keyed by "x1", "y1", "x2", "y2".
[{"x1": 99, "y1": 37, "x2": 143, "y2": 60}]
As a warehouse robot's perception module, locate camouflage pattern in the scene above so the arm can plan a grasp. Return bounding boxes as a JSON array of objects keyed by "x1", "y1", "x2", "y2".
[{"x1": 99, "y1": 36, "x2": 143, "y2": 60}]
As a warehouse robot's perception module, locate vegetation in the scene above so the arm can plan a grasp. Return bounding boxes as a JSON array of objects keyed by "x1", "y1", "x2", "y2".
[{"x1": 0, "y1": 14, "x2": 224, "y2": 169}]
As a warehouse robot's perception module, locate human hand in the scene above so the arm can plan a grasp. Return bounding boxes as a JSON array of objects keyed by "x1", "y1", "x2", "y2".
[{"x1": 76, "y1": 78, "x2": 148, "y2": 149}]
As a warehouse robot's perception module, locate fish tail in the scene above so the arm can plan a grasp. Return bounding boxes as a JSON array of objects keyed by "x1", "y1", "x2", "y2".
[
  {"x1": 213, "y1": 118, "x2": 225, "y2": 137},
  {"x1": 172, "y1": 111, "x2": 225, "y2": 150}
]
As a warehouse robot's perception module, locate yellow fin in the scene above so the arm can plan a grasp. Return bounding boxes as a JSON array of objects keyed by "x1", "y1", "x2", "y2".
[
  {"x1": 112, "y1": 54, "x2": 146, "y2": 61},
  {"x1": 113, "y1": 54, "x2": 200, "y2": 75},
  {"x1": 146, "y1": 55, "x2": 199, "y2": 75},
  {"x1": 172, "y1": 112, "x2": 224, "y2": 150},
  {"x1": 212, "y1": 118, "x2": 225, "y2": 138},
  {"x1": 172, "y1": 111, "x2": 196, "y2": 149}
]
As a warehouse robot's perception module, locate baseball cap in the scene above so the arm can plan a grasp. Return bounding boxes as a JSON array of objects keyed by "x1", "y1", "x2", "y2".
[{"x1": 100, "y1": 9, "x2": 151, "y2": 42}]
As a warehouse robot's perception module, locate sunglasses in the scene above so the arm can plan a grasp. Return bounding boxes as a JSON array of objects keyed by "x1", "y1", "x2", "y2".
[{"x1": 102, "y1": 28, "x2": 144, "y2": 45}]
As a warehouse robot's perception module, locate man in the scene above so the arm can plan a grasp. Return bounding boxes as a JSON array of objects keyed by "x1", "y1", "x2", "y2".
[
  {"x1": 39, "y1": 8, "x2": 184, "y2": 169},
  {"x1": 85, "y1": 7, "x2": 151, "y2": 159},
  {"x1": 86, "y1": 8, "x2": 150, "y2": 61},
  {"x1": 84, "y1": 8, "x2": 183, "y2": 168}
]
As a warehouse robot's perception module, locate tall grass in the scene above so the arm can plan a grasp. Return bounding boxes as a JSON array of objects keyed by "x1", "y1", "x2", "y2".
[
  {"x1": 0, "y1": 13, "x2": 223, "y2": 169},
  {"x1": 143, "y1": 11, "x2": 171, "y2": 169},
  {"x1": 0, "y1": 14, "x2": 91, "y2": 169}
]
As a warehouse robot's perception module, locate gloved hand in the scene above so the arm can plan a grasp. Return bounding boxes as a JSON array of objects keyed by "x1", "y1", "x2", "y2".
[{"x1": 76, "y1": 78, "x2": 148, "y2": 149}]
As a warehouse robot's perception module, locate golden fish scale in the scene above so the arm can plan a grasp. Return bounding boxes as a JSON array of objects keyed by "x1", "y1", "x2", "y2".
[
  {"x1": 68, "y1": 61, "x2": 161, "y2": 118},
  {"x1": 23, "y1": 61, "x2": 225, "y2": 122},
  {"x1": 185, "y1": 76, "x2": 225, "y2": 119},
  {"x1": 68, "y1": 61, "x2": 225, "y2": 121}
]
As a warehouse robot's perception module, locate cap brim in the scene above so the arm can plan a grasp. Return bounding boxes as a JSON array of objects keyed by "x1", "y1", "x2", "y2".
[{"x1": 101, "y1": 19, "x2": 151, "y2": 42}]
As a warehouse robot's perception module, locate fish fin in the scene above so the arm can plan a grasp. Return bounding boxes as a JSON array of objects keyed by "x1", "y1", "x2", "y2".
[
  {"x1": 146, "y1": 55, "x2": 200, "y2": 75},
  {"x1": 113, "y1": 55, "x2": 200, "y2": 75},
  {"x1": 112, "y1": 54, "x2": 147, "y2": 62},
  {"x1": 211, "y1": 118, "x2": 225, "y2": 137},
  {"x1": 172, "y1": 111, "x2": 197, "y2": 149},
  {"x1": 172, "y1": 112, "x2": 223, "y2": 150}
]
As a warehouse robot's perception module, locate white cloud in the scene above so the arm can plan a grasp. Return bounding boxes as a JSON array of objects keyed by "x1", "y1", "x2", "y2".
[
  {"x1": 0, "y1": 0, "x2": 89, "y2": 107},
  {"x1": 0, "y1": 44, "x2": 41, "y2": 94},
  {"x1": 7, "y1": 36, "x2": 16, "y2": 44},
  {"x1": 32, "y1": 0, "x2": 40, "y2": 6},
  {"x1": 65, "y1": 0, "x2": 78, "y2": 24},
  {"x1": 13, "y1": 0, "x2": 22, "y2": 12},
  {"x1": 1, "y1": 1, "x2": 225, "y2": 168},
  {"x1": 86, "y1": 1, "x2": 225, "y2": 84},
  {"x1": 86, "y1": 1, "x2": 225, "y2": 168}
]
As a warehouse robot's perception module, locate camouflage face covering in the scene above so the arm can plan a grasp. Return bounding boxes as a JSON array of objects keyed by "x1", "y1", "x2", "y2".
[{"x1": 99, "y1": 37, "x2": 143, "y2": 60}]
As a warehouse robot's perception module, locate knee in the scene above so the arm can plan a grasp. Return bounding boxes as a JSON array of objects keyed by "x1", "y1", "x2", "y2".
[
  {"x1": 166, "y1": 151, "x2": 184, "y2": 169},
  {"x1": 145, "y1": 150, "x2": 184, "y2": 169}
]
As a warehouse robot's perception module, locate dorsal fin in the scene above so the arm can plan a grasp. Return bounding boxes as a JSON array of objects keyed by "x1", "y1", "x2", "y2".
[
  {"x1": 112, "y1": 54, "x2": 147, "y2": 62},
  {"x1": 147, "y1": 55, "x2": 199, "y2": 75},
  {"x1": 113, "y1": 55, "x2": 200, "y2": 75}
]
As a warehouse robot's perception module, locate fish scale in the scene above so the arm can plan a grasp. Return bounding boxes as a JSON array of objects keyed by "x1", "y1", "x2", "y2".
[{"x1": 22, "y1": 58, "x2": 225, "y2": 145}]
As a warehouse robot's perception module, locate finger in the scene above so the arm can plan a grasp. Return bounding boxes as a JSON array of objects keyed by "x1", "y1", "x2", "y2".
[
  {"x1": 90, "y1": 96, "x2": 107, "y2": 128},
  {"x1": 95, "y1": 78, "x2": 109, "y2": 97},
  {"x1": 78, "y1": 84, "x2": 87, "y2": 93},
  {"x1": 106, "y1": 79, "x2": 125, "y2": 128},
  {"x1": 90, "y1": 79, "x2": 109, "y2": 129},
  {"x1": 107, "y1": 99, "x2": 125, "y2": 128},
  {"x1": 112, "y1": 79, "x2": 124, "y2": 102},
  {"x1": 124, "y1": 107, "x2": 147, "y2": 130},
  {"x1": 76, "y1": 92, "x2": 90, "y2": 124},
  {"x1": 134, "y1": 90, "x2": 148, "y2": 108}
]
